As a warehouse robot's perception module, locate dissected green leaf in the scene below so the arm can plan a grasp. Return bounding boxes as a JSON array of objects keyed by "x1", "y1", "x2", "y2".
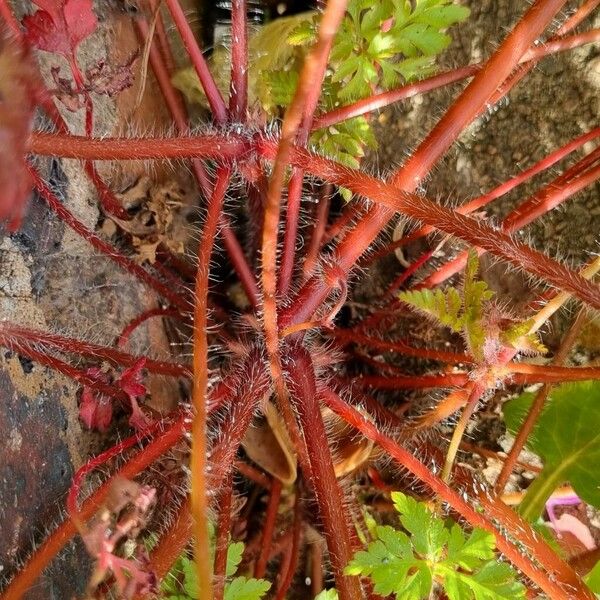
[
  {"x1": 347, "y1": 492, "x2": 525, "y2": 600},
  {"x1": 504, "y1": 381, "x2": 600, "y2": 520},
  {"x1": 162, "y1": 536, "x2": 269, "y2": 600},
  {"x1": 224, "y1": 577, "x2": 271, "y2": 600}
]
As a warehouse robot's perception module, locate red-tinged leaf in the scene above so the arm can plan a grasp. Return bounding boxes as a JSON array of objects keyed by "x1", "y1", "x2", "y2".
[
  {"x1": 119, "y1": 358, "x2": 151, "y2": 430},
  {"x1": 0, "y1": 41, "x2": 38, "y2": 230},
  {"x1": 23, "y1": 0, "x2": 97, "y2": 58},
  {"x1": 85, "y1": 52, "x2": 138, "y2": 97},
  {"x1": 119, "y1": 358, "x2": 147, "y2": 399},
  {"x1": 79, "y1": 387, "x2": 113, "y2": 431}
]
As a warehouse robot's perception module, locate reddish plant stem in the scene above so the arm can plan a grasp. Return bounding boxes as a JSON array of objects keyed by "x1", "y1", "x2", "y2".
[
  {"x1": 67, "y1": 419, "x2": 167, "y2": 526},
  {"x1": 191, "y1": 166, "x2": 231, "y2": 600},
  {"x1": 0, "y1": 323, "x2": 190, "y2": 378},
  {"x1": 2, "y1": 416, "x2": 188, "y2": 599},
  {"x1": 494, "y1": 308, "x2": 589, "y2": 494},
  {"x1": 135, "y1": 18, "x2": 259, "y2": 307},
  {"x1": 390, "y1": 0, "x2": 568, "y2": 188},
  {"x1": 139, "y1": 499, "x2": 192, "y2": 596},
  {"x1": 279, "y1": 169, "x2": 305, "y2": 295},
  {"x1": 235, "y1": 460, "x2": 272, "y2": 490},
  {"x1": 557, "y1": 0, "x2": 600, "y2": 34},
  {"x1": 164, "y1": 0, "x2": 227, "y2": 123},
  {"x1": 275, "y1": 0, "x2": 571, "y2": 329},
  {"x1": 116, "y1": 307, "x2": 182, "y2": 348},
  {"x1": 368, "y1": 126, "x2": 600, "y2": 265},
  {"x1": 229, "y1": 0, "x2": 248, "y2": 120},
  {"x1": 313, "y1": 28, "x2": 600, "y2": 130},
  {"x1": 261, "y1": 0, "x2": 348, "y2": 395},
  {"x1": 29, "y1": 166, "x2": 191, "y2": 311},
  {"x1": 331, "y1": 330, "x2": 471, "y2": 364},
  {"x1": 254, "y1": 478, "x2": 283, "y2": 578},
  {"x1": 0, "y1": 335, "x2": 127, "y2": 401},
  {"x1": 257, "y1": 139, "x2": 600, "y2": 314},
  {"x1": 320, "y1": 388, "x2": 593, "y2": 600},
  {"x1": 28, "y1": 131, "x2": 248, "y2": 161},
  {"x1": 285, "y1": 345, "x2": 362, "y2": 600},
  {"x1": 213, "y1": 472, "x2": 234, "y2": 600},
  {"x1": 303, "y1": 183, "x2": 332, "y2": 279},
  {"x1": 323, "y1": 200, "x2": 366, "y2": 245},
  {"x1": 356, "y1": 373, "x2": 469, "y2": 390},
  {"x1": 279, "y1": 0, "x2": 352, "y2": 296},
  {"x1": 421, "y1": 149, "x2": 600, "y2": 287},
  {"x1": 274, "y1": 487, "x2": 304, "y2": 600}
]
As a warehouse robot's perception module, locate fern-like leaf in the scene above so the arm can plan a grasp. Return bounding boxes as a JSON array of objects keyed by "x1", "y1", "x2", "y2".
[{"x1": 346, "y1": 492, "x2": 525, "y2": 600}]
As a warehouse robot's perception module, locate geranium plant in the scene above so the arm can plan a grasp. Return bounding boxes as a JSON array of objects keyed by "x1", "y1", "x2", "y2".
[{"x1": 0, "y1": 0, "x2": 599, "y2": 598}]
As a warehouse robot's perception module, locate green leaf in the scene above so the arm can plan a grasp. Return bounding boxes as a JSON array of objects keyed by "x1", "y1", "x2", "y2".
[
  {"x1": 224, "y1": 577, "x2": 271, "y2": 600},
  {"x1": 348, "y1": 492, "x2": 525, "y2": 600},
  {"x1": 181, "y1": 556, "x2": 199, "y2": 598},
  {"x1": 226, "y1": 541, "x2": 245, "y2": 577},
  {"x1": 314, "y1": 590, "x2": 339, "y2": 600},
  {"x1": 584, "y1": 559, "x2": 600, "y2": 593},
  {"x1": 503, "y1": 381, "x2": 600, "y2": 520},
  {"x1": 441, "y1": 561, "x2": 526, "y2": 599}
]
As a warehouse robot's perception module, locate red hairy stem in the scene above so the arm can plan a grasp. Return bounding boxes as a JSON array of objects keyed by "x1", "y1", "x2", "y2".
[
  {"x1": 139, "y1": 500, "x2": 192, "y2": 597},
  {"x1": 390, "y1": 0, "x2": 568, "y2": 189},
  {"x1": 116, "y1": 307, "x2": 182, "y2": 348},
  {"x1": 29, "y1": 166, "x2": 191, "y2": 311},
  {"x1": 135, "y1": 19, "x2": 259, "y2": 306},
  {"x1": 503, "y1": 149, "x2": 600, "y2": 231},
  {"x1": 279, "y1": 169, "x2": 305, "y2": 295},
  {"x1": 258, "y1": 140, "x2": 600, "y2": 315},
  {"x1": 495, "y1": 308, "x2": 588, "y2": 495},
  {"x1": 557, "y1": 0, "x2": 600, "y2": 33},
  {"x1": 0, "y1": 323, "x2": 191, "y2": 378},
  {"x1": 384, "y1": 248, "x2": 437, "y2": 296},
  {"x1": 279, "y1": 0, "x2": 347, "y2": 296},
  {"x1": 0, "y1": 336, "x2": 127, "y2": 401},
  {"x1": 213, "y1": 473, "x2": 234, "y2": 600},
  {"x1": 67, "y1": 419, "x2": 166, "y2": 525},
  {"x1": 356, "y1": 373, "x2": 469, "y2": 390},
  {"x1": 191, "y1": 166, "x2": 231, "y2": 600},
  {"x1": 320, "y1": 388, "x2": 593, "y2": 600},
  {"x1": 503, "y1": 362, "x2": 600, "y2": 382},
  {"x1": 3, "y1": 416, "x2": 188, "y2": 599},
  {"x1": 83, "y1": 162, "x2": 130, "y2": 219},
  {"x1": 28, "y1": 131, "x2": 249, "y2": 161},
  {"x1": 323, "y1": 200, "x2": 366, "y2": 244},
  {"x1": 274, "y1": 488, "x2": 304, "y2": 600},
  {"x1": 365, "y1": 126, "x2": 600, "y2": 265},
  {"x1": 276, "y1": 0, "x2": 570, "y2": 328},
  {"x1": 421, "y1": 148, "x2": 600, "y2": 288},
  {"x1": 164, "y1": 0, "x2": 227, "y2": 123},
  {"x1": 254, "y1": 479, "x2": 283, "y2": 578},
  {"x1": 303, "y1": 184, "x2": 332, "y2": 279},
  {"x1": 285, "y1": 345, "x2": 362, "y2": 600},
  {"x1": 475, "y1": 491, "x2": 595, "y2": 598},
  {"x1": 261, "y1": 0, "x2": 348, "y2": 393},
  {"x1": 314, "y1": 28, "x2": 600, "y2": 130},
  {"x1": 220, "y1": 215, "x2": 260, "y2": 309},
  {"x1": 235, "y1": 460, "x2": 272, "y2": 490},
  {"x1": 229, "y1": 0, "x2": 248, "y2": 120},
  {"x1": 331, "y1": 330, "x2": 471, "y2": 364}
]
